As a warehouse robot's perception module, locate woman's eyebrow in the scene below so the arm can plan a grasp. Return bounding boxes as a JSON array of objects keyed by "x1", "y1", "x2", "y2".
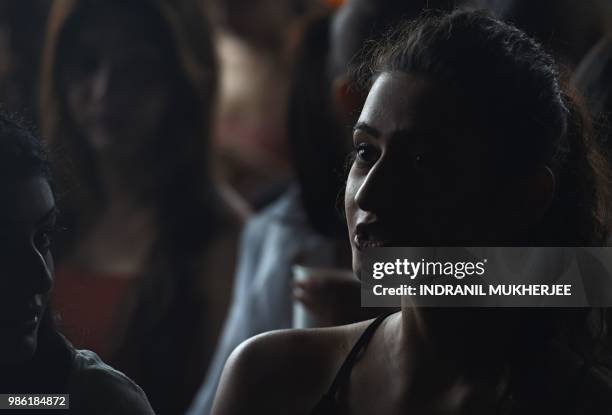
[
  {"x1": 354, "y1": 122, "x2": 424, "y2": 141},
  {"x1": 353, "y1": 122, "x2": 381, "y2": 138}
]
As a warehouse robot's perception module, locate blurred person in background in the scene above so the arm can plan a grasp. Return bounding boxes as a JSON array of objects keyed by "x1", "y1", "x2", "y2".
[
  {"x1": 486, "y1": 0, "x2": 612, "y2": 70},
  {"x1": 0, "y1": 0, "x2": 49, "y2": 117},
  {"x1": 0, "y1": 110, "x2": 154, "y2": 414},
  {"x1": 188, "y1": 1, "x2": 473, "y2": 413},
  {"x1": 40, "y1": 0, "x2": 246, "y2": 413},
  {"x1": 573, "y1": 34, "x2": 612, "y2": 153},
  {"x1": 212, "y1": 10, "x2": 612, "y2": 414},
  {"x1": 203, "y1": 0, "x2": 321, "y2": 209},
  {"x1": 187, "y1": 12, "x2": 350, "y2": 415},
  {"x1": 207, "y1": 0, "x2": 314, "y2": 52}
]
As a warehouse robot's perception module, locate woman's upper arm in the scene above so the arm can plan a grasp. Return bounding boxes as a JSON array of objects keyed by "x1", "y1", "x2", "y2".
[
  {"x1": 210, "y1": 337, "x2": 268, "y2": 415},
  {"x1": 211, "y1": 329, "x2": 326, "y2": 415}
]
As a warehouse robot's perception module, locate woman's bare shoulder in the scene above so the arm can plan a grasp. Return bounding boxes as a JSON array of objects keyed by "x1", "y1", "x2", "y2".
[{"x1": 211, "y1": 321, "x2": 372, "y2": 415}]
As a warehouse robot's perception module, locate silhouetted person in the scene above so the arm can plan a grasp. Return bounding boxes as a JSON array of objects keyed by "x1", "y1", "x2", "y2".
[{"x1": 0, "y1": 110, "x2": 154, "y2": 414}]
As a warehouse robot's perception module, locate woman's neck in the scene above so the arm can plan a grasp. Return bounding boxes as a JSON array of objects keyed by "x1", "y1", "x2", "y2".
[
  {"x1": 400, "y1": 308, "x2": 515, "y2": 371},
  {"x1": 72, "y1": 205, "x2": 156, "y2": 275},
  {"x1": 0, "y1": 361, "x2": 35, "y2": 391},
  {"x1": 0, "y1": 339, "x2": 72, "y2": 393},
  {"x1": 398, "y1": 308, "x2": 515, "y2": 396},
  {"x1": 97, "y1": 153, "x2": 148, "y2": 207},
  {"x1": 68, "y1": 158, "x2": 158, "y2": 275},
  {"x1": 352, "y1": 308, "x2": 566, "y2": 414},
  {"x1": 0, "y1": 351, "x2": 57, "y2": 392}
]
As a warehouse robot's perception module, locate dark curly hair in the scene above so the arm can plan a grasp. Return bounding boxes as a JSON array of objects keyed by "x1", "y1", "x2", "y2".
[
  {"x1": 0, "y1": 110, "x2": 51, "y2": 186},
  {"x1": 356, "y1": 9, "x2": 612, "y2": 246}
]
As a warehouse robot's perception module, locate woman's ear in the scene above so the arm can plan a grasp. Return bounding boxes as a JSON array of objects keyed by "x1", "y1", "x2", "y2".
[
  {"x1": 526, "y1": 165, "x2": 556, "y2": 222},
  {"x1": 503, "y1": 165, "x2": 556, "y2": 228}
]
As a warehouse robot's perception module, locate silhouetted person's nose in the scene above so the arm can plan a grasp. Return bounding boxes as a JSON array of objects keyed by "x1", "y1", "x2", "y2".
[
  {"x1": 9, "y1": 244, "x2": 54, "y2": 296},
  {"x1": 90, "y1": 64, "x2": 111, "y2": 104}
]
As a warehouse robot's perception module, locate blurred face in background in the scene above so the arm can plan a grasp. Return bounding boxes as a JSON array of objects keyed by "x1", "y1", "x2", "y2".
[
  {"x1": 0, "y1": 177, "x2": 55, "y2": 365},
  {"x1": 58, "y1": 5, "x2": 174, "y2": 160}
]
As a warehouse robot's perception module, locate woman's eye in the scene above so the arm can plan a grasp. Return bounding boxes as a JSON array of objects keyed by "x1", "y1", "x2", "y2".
[
  {"x1": 356, "y1": 143, "x2": 380, "y2": 165},
  {"x1": 34, "y1": 227, "x2": 56, "y2": 253}
]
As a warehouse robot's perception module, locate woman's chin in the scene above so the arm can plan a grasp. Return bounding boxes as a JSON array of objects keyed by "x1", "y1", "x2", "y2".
[
  {"x1": 351, "y1": 249, "x2": 363, "y2": 280},
  {"x1": 0, "y1": 332, "x2": 38, "y2": 366}
]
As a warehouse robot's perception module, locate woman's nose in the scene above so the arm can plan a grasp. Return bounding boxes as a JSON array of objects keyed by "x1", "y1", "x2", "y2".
[
  {"x1": 354, "y1": 160, "x2": 393, "y2": 214},
  {"x1": 1, "y1": 245, "x2": 52, "y2": 296},
  {"x1": 22, "y1": 246, "x2": 53, "y2": 295},
  {"x1": 91, "y1": 64, "x2": 111, "y2": 103}
]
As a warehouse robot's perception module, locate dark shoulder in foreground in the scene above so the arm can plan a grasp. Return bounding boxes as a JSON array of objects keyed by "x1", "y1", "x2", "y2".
[
  {"x1": 68, "y1": 349, "x2": 155, "y2": 415},
  {"x1": 211, "y1": 321, "x2": 370, "y2": 415},
  {"x1": 577, "y1": 363, "x2": 612, "y2": 413}
]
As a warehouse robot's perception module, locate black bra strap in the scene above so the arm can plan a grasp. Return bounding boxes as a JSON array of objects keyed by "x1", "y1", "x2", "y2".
[{"x1": 324, "y1": 311, "x2": 395, "y2": 399}]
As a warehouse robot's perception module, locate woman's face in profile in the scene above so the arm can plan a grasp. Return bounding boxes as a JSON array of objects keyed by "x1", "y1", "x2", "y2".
[
  {"x1": 60, "y1": 9, "x2": 172, "y2": 157},
  {"x1": 0, "y1": 177, "x2": 55, "y2": 365},
  {"x1": 345, "y1": 71, "x2": 507, "y2": 276}
]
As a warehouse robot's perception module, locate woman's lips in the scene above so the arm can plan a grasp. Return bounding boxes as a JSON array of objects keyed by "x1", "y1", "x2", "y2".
[{"x1": 354, "y1": 232, "x2": 388, "y2": 251}]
